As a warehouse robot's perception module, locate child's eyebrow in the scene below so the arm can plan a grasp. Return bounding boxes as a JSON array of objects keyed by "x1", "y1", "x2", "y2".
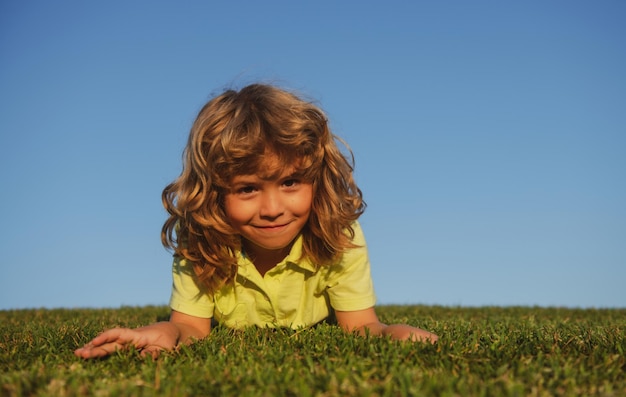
[
  {"x1": 230, "y1": 165, "x2": 303, "y2": 184},
  {"x1": 258, "y1": 168, "x2": 301, "y2": 181},
  {"x1": 230, "y1": 175, "x2": 259, "y2": 184},
  {"x1": 280, "y1": 170, "x2": 303, "y2": 178}
]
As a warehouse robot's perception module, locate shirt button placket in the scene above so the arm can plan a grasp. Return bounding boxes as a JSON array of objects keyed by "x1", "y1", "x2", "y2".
[{"x1": 265, "y1": 276, "x2": 280, "y2": 324}]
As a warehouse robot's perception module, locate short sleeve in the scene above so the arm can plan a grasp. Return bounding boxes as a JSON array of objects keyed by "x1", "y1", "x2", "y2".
[
  {"x1": 169, "y1": 256, "x2": 214, "y2": 318},
  {"x1": 325, "y1": 222, "x2": 377, "y2": 311}
]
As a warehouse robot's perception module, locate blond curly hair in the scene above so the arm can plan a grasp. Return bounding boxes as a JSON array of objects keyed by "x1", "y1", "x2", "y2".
[{"x1": 161, "y1": 84, "x2": 365, "y2": 292}]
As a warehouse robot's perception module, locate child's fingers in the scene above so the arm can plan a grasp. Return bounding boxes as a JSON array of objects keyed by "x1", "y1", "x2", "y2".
[
  {"x1": 74, "y1": 342, "x2": 123, "y2": 358},
  {"x1": 74, "y1": 328, "x2": 140, "y2": 359},
  {"x1": 90, "y1": 328, "x2": 139, "y2": 347},
  {"x1": 139, "y1": 345, "x2": 165, "y2": 359}
]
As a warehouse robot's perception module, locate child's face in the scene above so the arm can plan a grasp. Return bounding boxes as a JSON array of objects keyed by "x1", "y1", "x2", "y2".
[{"x1": 223, "y1": 156, "x2": 313, "y2": 262}]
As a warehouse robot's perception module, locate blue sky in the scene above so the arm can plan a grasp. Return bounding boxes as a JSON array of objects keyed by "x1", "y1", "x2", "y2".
[{"x1": 1, "y1": 1, "x2": 624, "y2": 310}]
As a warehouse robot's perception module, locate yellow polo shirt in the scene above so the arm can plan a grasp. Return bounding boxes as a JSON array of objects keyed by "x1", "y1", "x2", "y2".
[{"x1": 169, "y1": 222, "x2": 377, "y2": 329}]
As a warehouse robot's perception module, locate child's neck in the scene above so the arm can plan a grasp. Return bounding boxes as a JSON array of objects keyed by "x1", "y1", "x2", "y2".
[
  {"x1": 254, "y1": 260, "x2": 278, "y2": 277},
  {"x1": 243, "y1": 241, "x2": 292, "y2": 277}
]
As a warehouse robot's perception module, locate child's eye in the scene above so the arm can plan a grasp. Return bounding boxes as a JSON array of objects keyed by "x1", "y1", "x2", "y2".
[
  {"x1": 237, "y1": 185, "x2": 257, "y2": 195},
  {"x1": 282, "y1": 179, "x2": 299, "y2": 188}
]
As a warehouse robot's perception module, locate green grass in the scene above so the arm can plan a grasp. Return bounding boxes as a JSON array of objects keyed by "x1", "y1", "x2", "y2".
[{"x1": 1, "y1": 305, "x2": 624, "y2": 396}]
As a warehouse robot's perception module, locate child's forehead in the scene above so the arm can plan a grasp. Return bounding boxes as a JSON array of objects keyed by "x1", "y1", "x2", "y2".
[{"x1": 233, "y1": 154, "x2": 301, "y2": 180}]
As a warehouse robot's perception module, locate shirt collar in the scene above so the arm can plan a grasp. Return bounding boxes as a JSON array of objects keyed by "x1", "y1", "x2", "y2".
[{"x1": 237, "y1": 233, "x2": 318, "y2": 275}]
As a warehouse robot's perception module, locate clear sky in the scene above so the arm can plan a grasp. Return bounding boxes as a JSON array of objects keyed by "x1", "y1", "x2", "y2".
[{"x1": 1, "y1": 1, "x2": 624, "y2": 310}]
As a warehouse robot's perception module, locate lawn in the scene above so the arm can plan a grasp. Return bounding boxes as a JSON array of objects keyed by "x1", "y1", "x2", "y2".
[{"x1": 1, "y1": 305, "x2": 624, "y2": 396}]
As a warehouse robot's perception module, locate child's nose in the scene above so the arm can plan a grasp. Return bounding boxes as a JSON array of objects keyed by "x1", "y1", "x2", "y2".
[{"x1": 259, "y1": 190, "x2": 284, "y2": 218}]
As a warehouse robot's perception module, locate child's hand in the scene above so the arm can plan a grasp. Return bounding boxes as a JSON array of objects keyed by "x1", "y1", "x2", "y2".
[
  {"x1": 74, "y1": 323, "x2": 178, "y2": 359},
  {"x1": 381, "y1": 324, "x2": 439, "y2": 343},
  {"x1": 336, "y1": 307, "x2": 438, "y2": 344}
]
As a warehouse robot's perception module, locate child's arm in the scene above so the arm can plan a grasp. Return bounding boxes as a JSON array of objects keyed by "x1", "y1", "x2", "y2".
[
  {"x1": 335, "y1": 307, "x2": 438, "y2": 343},
  {"x1": 74, "y1": 310, "x2": 211, "y2": 359}
]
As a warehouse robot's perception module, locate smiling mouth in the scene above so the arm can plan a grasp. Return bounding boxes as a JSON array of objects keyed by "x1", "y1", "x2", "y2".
[
  {"x1": 252, "y1": 221, "x2": 294, "y2": 232},
  {"x1": 257, "y1": 224, "x2": 287, "y2": 230}
]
